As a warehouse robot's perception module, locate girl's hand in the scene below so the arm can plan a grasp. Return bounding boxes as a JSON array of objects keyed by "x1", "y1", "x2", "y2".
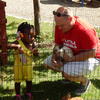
[
  {"x1": 16, "y1": 36, "x2": 21, "y2": 40},
  {"x1": 17, "y1": 45, "x2": 23, "y2": 53},
  {"x1": 32, "y1": 48, "x2": 39, "y2": 56}
]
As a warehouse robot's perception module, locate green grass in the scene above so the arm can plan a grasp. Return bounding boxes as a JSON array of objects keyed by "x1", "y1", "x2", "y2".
[{"x1": 0, "y1": 16, "x2": 100, "y2": 100}]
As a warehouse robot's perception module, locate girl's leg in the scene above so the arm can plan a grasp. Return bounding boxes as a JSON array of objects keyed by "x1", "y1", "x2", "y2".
[
  {"x1": 26, "y1": 81, "x2": 32, "y2": 93},
  {"x1": 15, "y1": 82, "x2": 22, "y2": 100},
  {"x1": 15, "y1": 82, "x2": 21, "y2": 95},
  {"x1": 26, "y1": 81, "x2": 33, "y2": 100}
]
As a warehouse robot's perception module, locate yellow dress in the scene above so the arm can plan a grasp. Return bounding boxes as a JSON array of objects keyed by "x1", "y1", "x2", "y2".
[{"x1": 14, "y1": 40, "x2": 33, "y2": 82}]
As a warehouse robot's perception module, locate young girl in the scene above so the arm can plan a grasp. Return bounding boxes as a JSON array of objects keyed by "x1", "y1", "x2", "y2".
[{"x1": 9, "y1": 22, "x2": 38, "y2": 100}]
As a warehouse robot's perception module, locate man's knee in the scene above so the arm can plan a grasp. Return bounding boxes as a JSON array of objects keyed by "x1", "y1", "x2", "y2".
[{"x1": 63, "y1": 72, "x2": 80, "y2": 78}]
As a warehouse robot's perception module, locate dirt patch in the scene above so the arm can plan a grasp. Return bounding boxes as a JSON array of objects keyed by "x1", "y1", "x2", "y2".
[{"x1": 3, "y1": 0, "x2": 100, "y2": 26}]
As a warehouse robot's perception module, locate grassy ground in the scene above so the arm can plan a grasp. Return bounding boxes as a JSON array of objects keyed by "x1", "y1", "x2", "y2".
[{"x1": 0, "y1": 16, "x2": 100, "y2": 100}]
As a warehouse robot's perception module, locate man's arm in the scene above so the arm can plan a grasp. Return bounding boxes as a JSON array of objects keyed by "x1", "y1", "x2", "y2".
[{"x1": 64, "y1": 49, "x2": 96, "y2": 62}]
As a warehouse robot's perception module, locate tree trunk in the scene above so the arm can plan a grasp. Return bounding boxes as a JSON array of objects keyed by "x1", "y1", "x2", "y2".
[{"x1": 33, "y1": 0, "x2": 40, "y2": 36}]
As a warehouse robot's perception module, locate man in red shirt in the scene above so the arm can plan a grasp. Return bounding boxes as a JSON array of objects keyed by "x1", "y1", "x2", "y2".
[{"x1": 44, "y1": 7, "x2": 100, "y2": 96}]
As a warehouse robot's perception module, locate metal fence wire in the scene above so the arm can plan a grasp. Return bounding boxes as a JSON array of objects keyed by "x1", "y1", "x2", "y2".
[
  {"x1": 0, "y1": 39, "x2": 100, "y2": 100},
  {"x1": 0, "y1": 1, "x2": 100, "y2": 99}
]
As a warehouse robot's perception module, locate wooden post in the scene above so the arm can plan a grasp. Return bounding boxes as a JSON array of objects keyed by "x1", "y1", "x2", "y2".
[
  {"x1": 0, "y1": 0, "x2": 7, "y2": 66},
  {"x1": 33, "y1": 0, "x2": 40, "y2": 36}
]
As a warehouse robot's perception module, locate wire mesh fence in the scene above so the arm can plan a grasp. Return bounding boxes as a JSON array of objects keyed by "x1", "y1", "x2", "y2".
[
  {"x1": 38, "y1": 4, "x2": 100, "y2": 99},
  {"x1": 0, "y1": 0, "x2": 100, "y2": 100},
  {"x1": 0, "y1": 41, "x2": 100, "y2": 100}
]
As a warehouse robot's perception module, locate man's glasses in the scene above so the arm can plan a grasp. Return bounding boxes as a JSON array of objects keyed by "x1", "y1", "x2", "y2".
[{"x1": 53, "y1": 11, "x2": 69, "y2": 17}]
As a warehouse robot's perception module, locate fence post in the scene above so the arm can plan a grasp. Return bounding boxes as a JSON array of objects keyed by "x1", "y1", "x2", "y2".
[
  {"x1": 33, "y1": 0, "x2": 40, "y2": 36},
  {"x1": 0, "y1": 0, "x2": 7, "y2": 66}
]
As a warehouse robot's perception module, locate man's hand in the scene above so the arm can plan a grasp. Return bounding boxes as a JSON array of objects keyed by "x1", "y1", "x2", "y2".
[
  {"x1": 52, "y1": 60, "x2": 63, "y2": 68},
  {"x1": 63, "y1": 53, "x2": 72, "y2": 62}
]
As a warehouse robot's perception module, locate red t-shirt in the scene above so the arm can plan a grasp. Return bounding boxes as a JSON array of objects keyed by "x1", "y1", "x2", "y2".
[{"x1": 55, "y1": 17, "x2": 100, "y2": 58}]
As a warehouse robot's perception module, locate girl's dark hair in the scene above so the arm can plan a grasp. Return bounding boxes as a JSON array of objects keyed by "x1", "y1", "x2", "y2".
[
  {"x1": 30, "y1": 25, "x2": 34, "y2": 29},
  {"x1": 17, "y1": 22, "x2": 31, "y2": 34}
]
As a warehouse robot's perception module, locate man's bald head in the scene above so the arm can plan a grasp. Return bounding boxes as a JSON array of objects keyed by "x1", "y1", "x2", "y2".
[{"x1": 56, "y1": 7, "x2": 73, "y2": 17}]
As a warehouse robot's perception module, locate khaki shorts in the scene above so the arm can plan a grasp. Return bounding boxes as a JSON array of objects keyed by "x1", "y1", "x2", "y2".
[
  {"x1": 14, "y1": 64, "x2": 33, "y2": 82},
  {"x1": 44, "y1": 55, "x2": 100, "y2": 76}
]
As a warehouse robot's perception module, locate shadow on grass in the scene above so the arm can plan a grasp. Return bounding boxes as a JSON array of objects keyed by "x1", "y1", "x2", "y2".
[
  {"x1": 40, "y1": 0, "x2": 100, "y2": 8},
  {"x1": 6, "y1": 21, "x2": 18, "y2": 43},
  {"x1": 6, "y1": 21, "x2": 18, "y2": 30},
  {"x1": 40, "y1": 0, "x2": 82, "y2": 7},
  {"x1": 32, "y1": 80, "x2": 81, "y2": 100},
  {"x1": 91, "y1": 79, "x2": 100, "y2": 89},
  {"x1": 0, "y1": 80, "x2": 81, "y2": 100},
  {"x1": 27, "y1": 80, "x2": 81, "y2": 100}
]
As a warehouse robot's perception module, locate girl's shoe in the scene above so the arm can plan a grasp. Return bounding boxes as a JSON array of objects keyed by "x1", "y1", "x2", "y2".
[{"x1": 15, "y1": 94, "x2": 22, "y2": 100}]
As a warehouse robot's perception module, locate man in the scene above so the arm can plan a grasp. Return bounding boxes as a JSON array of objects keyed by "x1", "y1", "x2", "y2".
[{"x1": 44, "y1": 7, "x2": 100, "y2": 95}]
